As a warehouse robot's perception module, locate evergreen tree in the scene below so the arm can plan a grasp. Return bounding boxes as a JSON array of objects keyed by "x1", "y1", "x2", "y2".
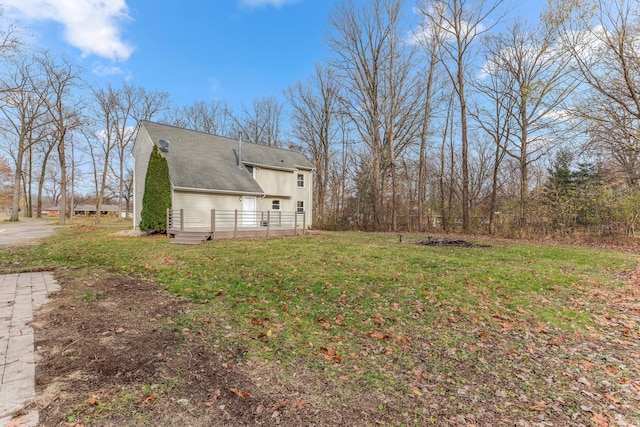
[{"x1": 139, "y1": 145, "x2": 171, "y2": 233}]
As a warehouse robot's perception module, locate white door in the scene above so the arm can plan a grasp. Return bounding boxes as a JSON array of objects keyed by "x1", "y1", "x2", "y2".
[{"x1": 242, "y1": 196, "x2": 256, "y2": 227}]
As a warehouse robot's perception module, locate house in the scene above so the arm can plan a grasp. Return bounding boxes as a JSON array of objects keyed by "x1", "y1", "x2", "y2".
[
  {"x1": 132, "y1": 121, "x2": 313, "y2": 233},
  {"x1": 44, "y1": 204, "x2": 127, "y2": 217}
]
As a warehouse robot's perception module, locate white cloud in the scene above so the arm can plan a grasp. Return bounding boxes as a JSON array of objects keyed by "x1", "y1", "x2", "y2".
[
  {"x1": 92, "y1": 63, "x2": 124, "y2": 77},
  {"x1": 3, "y1": 0, "x2": 133, "y2": 61},
  {"x1": 240, "y1": 0, "x2": 298, "y2": 8},
  {"x1": 410, "y1": 5, "x2": 486, "y2": 47}
]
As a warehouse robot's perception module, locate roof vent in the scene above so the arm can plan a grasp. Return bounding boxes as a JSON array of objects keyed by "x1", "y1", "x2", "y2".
[{"x1": 158, "y1": 139, "x2": 170, "y2": 152}]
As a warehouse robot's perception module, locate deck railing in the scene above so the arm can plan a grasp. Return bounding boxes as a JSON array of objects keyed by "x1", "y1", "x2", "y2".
[{"x1": 167, "y1": 208, "x2": 306, "y2": 238}]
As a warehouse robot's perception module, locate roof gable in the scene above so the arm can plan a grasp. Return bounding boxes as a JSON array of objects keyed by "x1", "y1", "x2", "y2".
[{"x1": 137, "y1": 121, "x2": 313, "y2": 194}]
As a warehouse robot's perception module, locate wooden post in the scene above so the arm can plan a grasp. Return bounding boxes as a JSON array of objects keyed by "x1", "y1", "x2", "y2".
[
  {"x1": 267, "y1": 210, "x2": 271, "y2": 237},
  {"x1": 294, "y1": 211, "x2": 298, "y2": 236},
  {"x1": 180, "y1": 209, "x2": 184, "y2": 231},
  {"x1": 211, "y1": 209, "x2": 216, "y2": 240},
  {"x1": 234, "y1": 209, "x2": 238, "y2": 239}
]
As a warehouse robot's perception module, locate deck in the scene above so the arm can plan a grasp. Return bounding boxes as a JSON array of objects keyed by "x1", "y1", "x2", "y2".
[{"x1": 166, "y1": 209, "x2": 310, "y2": 243}]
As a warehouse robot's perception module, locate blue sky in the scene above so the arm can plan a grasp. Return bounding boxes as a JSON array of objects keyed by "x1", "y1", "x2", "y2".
[
  {"x1": 2, "y1": 0, "x2": 544, "y2": 112},
  {"x1": 2, "y1": 0, "x2": 339, "y2": 111}
]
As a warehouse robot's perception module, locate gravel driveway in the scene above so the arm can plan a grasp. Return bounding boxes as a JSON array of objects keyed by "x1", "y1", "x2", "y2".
[{"x1": 0, "y1": 219, "x2": 58, "y2": 246}]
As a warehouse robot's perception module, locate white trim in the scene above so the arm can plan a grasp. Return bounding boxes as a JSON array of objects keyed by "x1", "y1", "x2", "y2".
[
  {"x1": 242, "y1": 161, "x2": 297, "y2": 172},
  {"x1": 294, "y1": 164, "x2": 314, "y2": 171}
]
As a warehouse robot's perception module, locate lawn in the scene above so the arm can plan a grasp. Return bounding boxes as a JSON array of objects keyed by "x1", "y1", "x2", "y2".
[{"x1": 2, "y1": 219, "x2": 639, "y2": 426}]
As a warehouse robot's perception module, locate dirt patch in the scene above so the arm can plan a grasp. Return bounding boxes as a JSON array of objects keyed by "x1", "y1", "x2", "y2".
[
  {"x1": 28, "y1": 267, "x2": 640, "y2": 427},
  {"x1": 414, "y1": 237, "x2": 490, "y2": 247},
  {"x1": 31, "y1": 270, "x2": 355, "y2": 426}
]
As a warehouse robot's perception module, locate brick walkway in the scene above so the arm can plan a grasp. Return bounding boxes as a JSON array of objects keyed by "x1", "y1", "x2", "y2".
[{"x1": 0, "y1": 272, "x2": 59, "y2": 427}]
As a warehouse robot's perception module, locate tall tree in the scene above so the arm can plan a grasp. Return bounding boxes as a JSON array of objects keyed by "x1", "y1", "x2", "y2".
[
  {"x1": 470, "y1": 46, "x2": 514, "y2": 234},
  {"x1": 115, "y1": 84, "x2": 169, "y2": 219},
  {"x1": 417, "y1": 0, "x2": 504, "y2": 231},
  {"x1": 34, "y1": 52, "x2": 82, "y2": 225},
  {"x1": 481, "y1": 17, "x2": 576, "y2": 231},
  {"x1": 88, "y1": 82, "x2": 169, "y2": 222},
  {"x1": 174, "y1": 99, "x2": 231, "y2": 135},
  {"x1": 233, "y1": 96, "x2": 284, "y2": 147},
  {"x1": 554, "y1": 0, "x2": 640, "y2": 191},
  {"x1": 328, "y1": 0, "x2": 420, "y2": 231},
  {"x1": 0, "y1": 56, "x2": 49, "y2": 221},
  {"x1": 413, "y1": 5, "x2": 446, "y2": 231},
  {"x1": 88, "y1": 84, "x2": 119, "y2": 222},
  {"x1": 286, "y1": 64, "x2": 340, "y2": 224}
]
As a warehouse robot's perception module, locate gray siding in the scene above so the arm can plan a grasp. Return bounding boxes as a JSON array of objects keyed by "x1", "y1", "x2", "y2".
[{"x1": 173, "y1": 191, "x2": 241, "y2": 228}]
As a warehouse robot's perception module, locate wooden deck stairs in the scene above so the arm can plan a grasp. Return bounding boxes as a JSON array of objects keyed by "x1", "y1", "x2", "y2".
[{"x1": 169, "y1": 230, "x2": 212, "y2": 245}]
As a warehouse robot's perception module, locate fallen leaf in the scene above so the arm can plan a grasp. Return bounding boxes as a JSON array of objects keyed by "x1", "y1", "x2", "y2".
[
  {"x1": 604, "y1": 393, "x2": 620, "y2": 405},
  {"x1": 373, "y1": 314, "x2": 385, "y2": 324},
  {"x1": 605, "y1": 365, "x2": 619, "y2": 376},
  {"x1": 88, "y1": 394, "x2": 99, "y2": 405},
  {"x1": 590, "y1": 413, "x2": 610, "y2": 426},
  {"x1": 114, "y1": 327, "x2": 125, "y2": 334},
  {"x1": 292, "y1": 399, "x2": 305, "y2": 409},
  {"x1": 139, "y1": 393, "x2": 156, "y2": 405},
  {"x1": 230, "y1": 388, "x2": 251, "y2": 399},
  {"x1": 3, "y1": 418, "x2": 28, "y2": 427},
  {"x1": 529, "y1": 401, "x2": 547, "y2": 411},
  {"x1": 577, "y1": 360, "x2": 595, "y2": 371},
  {"x1": 410, "y1": 386, "x2": 423, "y2": 396}
]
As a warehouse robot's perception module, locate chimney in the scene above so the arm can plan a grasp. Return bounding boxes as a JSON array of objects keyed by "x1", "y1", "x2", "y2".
[{"x1": 238, "y1": 132, "x2": 243, "y2": 169}]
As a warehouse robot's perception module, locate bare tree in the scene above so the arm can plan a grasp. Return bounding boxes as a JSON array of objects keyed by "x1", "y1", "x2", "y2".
[
  {"x1": 413, "y1": 5, "x2": 446, "y2": 231},
  {"x1": 482, "y1": 17, "x2": 577, "y2": 231},
  {"x1": 438, "y1": 94, "x2": 456, "y2": 231},
  {"x1": 0, "y1": 56, "x2": 50, "y2": 221},
  {"x1": 417, "y1": 0, "x2": 504, "y2": 231},
  {"x1": 33, "y1": 125, "x2": 56, "y2": 217},
  {"x1": 470, "y1": 33, "x2": 517, "y2": 233},
  {"x1": 174, "y1": 99, "x2": 231, "y2": 135},
  {"x1": 328, "y1": 0, "x2": 421, "y2": 231},
  {"x1": 286, "y1": 64, "x2": 341, "y2": 224},
  {"x1": 115, "y1": 84, "x2": 169, "y2": 219},
  {"x1": 555, "y1": 0, "x2": 640, "y2": 190},
  {"x1": 33, "y1": 52, "x2": 82, "y2": 225},
  {"x1": 88, "y1": 84, "x2": 119, "y2": 222},
  {"x1": 87, "y1": 82, "x2": 169, "y2": 221},
  {"x1": 232, "y1": 96, "x2": 284, "y2": 147}
]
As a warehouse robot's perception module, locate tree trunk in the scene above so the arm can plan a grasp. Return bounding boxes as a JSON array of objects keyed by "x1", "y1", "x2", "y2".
[
  {"x1": 9, "y1": 135, "x2": 25, "y2": 222},
  {"x1": 58, "y1": 128, "x2": 67, "y2": 225}
]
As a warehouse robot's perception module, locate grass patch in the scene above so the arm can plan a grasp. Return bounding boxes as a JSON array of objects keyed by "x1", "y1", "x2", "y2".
[{"x1": 4, "y1": 218, "x2": 639, "y2": 425}]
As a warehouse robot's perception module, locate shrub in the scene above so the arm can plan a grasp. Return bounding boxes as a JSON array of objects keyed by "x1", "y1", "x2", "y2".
[{"x1": 139, "y1": 145, "x2": 171, "y2": 233}]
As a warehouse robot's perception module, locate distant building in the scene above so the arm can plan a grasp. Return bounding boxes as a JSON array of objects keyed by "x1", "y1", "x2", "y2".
[{"x1": 43, "y1": 204, "x2": 129, "y2": 218}]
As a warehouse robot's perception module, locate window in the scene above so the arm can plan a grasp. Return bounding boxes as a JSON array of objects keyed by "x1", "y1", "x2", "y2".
[
  {"x1": 297, "y1": 173, "x2": 305, "y2": 188},
  {"x1": 246, "y1": 165, "x2": 255, "y2": 178},
  {"x1": 272, "y1": 200, "x2": 280, "y2": 210},
  {"x1": 297, "y1": 201, "x2": 304, "y2": 214}
]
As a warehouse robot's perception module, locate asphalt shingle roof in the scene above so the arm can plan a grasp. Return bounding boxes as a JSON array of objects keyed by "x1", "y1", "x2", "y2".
[{"x1": 138, "y1": 121, "x2": 313, "y2": 194}]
